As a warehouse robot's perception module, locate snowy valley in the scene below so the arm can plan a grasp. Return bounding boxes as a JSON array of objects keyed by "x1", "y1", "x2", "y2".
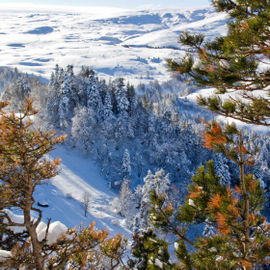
[{"x1": 1, "y1": 3, "x2": 270, "y2": 269}]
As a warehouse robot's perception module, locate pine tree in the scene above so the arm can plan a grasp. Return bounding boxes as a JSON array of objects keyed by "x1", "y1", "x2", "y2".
[
  {"x1": 115, "y1": 78, "x2": 129, "y2": 116},
  {"x1": 59, "y1": 72, "x2": 72, "y2": 128},
  {"x1": 86, "y1": 74, "x2": 102, "y2": 121},
  {"x1": 129, "y1": 229, "x2": 175, "y2": 270},
  {"x1": 0, "y1": 100, "x2": 128, "y2": 270},
  {"x1": 134, "y1": 170, "x2": 171, "y2": 232},
  {"x1": 2, "y1": 75, "x2": 32, "y2": 110},
  {"x1": 126, "y1": 83, "x2": 137, "y2": 115},
  {"x1": 66, "y1": 64, "x2": 79, "y2": 113},
  {"x1": 168, "y1": 0, "x2": 270, "y2": 126},
  {"x1": 71, "y1": 106, "x2": 96, "y2": 152},
  {"x1": 163, "y1": 2, "x2": 270, "y2": 267},
  {"x1": 122, "y1": 149, "x2": 131, "y2": 179},
  {"x1": 0, "y1": 99, "x2": 66, "y2": 269},
  {"x1": 103, "y1": 90, "x2": 113, "y2": 120},
  {"x1": 119, "y1": 177, "x2": 135, "y2": 225},
  {"x1": 148, "y1": 122, "x2": 270, "y2": 269},
  {"x1": 47, "y1": 64, "x2": 63, "y2": 125},
  {"x1": 79, "y1": 66, "x2": 94, "y2": 79}
]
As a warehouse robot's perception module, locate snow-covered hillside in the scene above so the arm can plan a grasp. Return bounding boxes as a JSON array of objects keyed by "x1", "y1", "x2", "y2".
[
  {"x1": 0, "y1": 7, "x2": 227, "y2": 85},
  {"x1": 33, "y1": 146, "x2": 131, "y2": 236}
]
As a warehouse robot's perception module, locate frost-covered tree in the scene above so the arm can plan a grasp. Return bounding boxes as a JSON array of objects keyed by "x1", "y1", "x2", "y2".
[
  {"x1": 46, "y1": 65, "x2": 63, "y2": 125},
  {"x1": 126, "y1": 83, "x2": 137, "y2": 115},
  {"x1": 115, "y1": 78, "x2": 129, "y2": 116},
  {"x1": 119, "y1": 178, "x2": 135, "y2": 227},
  {"x1": 79, "y1": 66, "x2": 94, "y2": 79},
  {"x1": 86, "y1": 73, "x2": 100, "y2": 109},
  {"x1": 59, "y1": 73, "x2": 72, "y2": 128},
  {"x1": 0, "y1": 67, "x2": 20, "y2": 93},
  {"x1": 102, "y1": 90, "x2": 113, "y2": 120},
  {"x1": 71, "y1": 106, "x2": 96, "y2": 152},
  {"x1": 66, "y1": 65, "x2": 79, "y2": 113},
  {"x1": 84, "y1": 73, "x2": 105, "y2": 125},
  {"x1": 133, "y1": 169, "x2": 171, "y2": 232},
  {"x1": 2, "y1": 76, "x2": 31, "y2": 110},
  {"x1": 122, "y1": 149, "x2": 131, "y2": 179},
  {"x1": 214, "y1": 153, "x2": 231, "y2": 185}
]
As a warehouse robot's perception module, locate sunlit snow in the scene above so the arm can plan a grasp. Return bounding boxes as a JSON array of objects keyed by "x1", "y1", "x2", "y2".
[{"x1": 0, "y1": 6, "x2": 227, "y2": 85}]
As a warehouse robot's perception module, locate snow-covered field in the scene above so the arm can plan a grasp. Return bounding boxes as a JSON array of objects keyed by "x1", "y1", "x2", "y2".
[{"x1": 0, "y1": 6, "x2": 227, "y2": 85}]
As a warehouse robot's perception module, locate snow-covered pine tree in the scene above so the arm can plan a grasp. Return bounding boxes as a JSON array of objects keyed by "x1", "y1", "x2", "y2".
[
  {"x1": 115, "y1": 78, "x2": 129, "y2": 116},
  {"x1": 2, "y1": 75, "x2": 31, "y2": 110},
  {"x1": 71, "y1": 106, "x2": 96, "y2": 153},
  {"x1": 79, "y1": 66, "x2": 94, "y2": 79},
  {"x1": 47, "y1": 65, "x2": 63, "y2": 126},
  {"x1": 122, "y1": 149, "x2": 131, "y2": 179},
  {"x1": 99, "y1": 90, "x2": 115, "y2": 142},
  {"x1": 126, "y1": 83, "x2": 136, "y2": 115},
  {"x1": 102, "y1": 90, "x2": 113, "y2": 120},
  {"x1": 59, "y1": 73, "x2": 72, "y2": 129},
  {"x1": 119, "y1": 177, "x2": 135, "y2": 227},
  {"x1": 214, "y1": 153, "x2": 231, "y2": 185},
  {"x1": 133, "y1": 169, "x2": 171, "y2": 232},
  {"x1": 86, "y1": 74, "x2": 102, "y2": 122},
  {"x1": 66, "y1": 65, "x2": 79, "y2": 114}
]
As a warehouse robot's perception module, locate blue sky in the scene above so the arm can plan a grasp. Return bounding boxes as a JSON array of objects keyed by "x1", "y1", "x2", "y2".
[{"x1": 0, "y1": 0, "x2": 211, "y2": 9}]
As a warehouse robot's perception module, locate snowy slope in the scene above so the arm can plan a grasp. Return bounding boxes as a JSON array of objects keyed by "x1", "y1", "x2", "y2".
[
  {"x1": 183, "y1": 88, "x2": 270, "y2": 133},
  {"x1": 0, "y1": 7, "x2": 227, "y2": 85},
  {"x1": 33, "y1": 146, "x2": 131, "y2": 237}
]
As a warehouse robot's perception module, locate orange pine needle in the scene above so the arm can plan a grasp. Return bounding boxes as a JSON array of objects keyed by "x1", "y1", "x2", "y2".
[
  {"x1": 227, "y1": 205, "x2": 240, "y2": 217},
  {"x1": 208, "y1": 193, "x2": 222, "y2": 209},
  {"x1": 189, "y1": 184, "x2": 202, "y2": 199},
  {"x1": 216, "y1": 212, "x2": 230, "y2": 235},
  {"x1": 204, "y1": 122, "x2": 227, "y2": 149},
  {"x1": 234, "y1": 185, "x2": 242, "y2": 194}
]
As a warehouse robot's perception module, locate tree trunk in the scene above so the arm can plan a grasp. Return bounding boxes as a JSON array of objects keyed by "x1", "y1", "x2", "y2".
[
  {"x1": 239, "y1": 131, "x2": 251, "y2": 270},
  {"x1": 24, "y1": 199, "x2": 44, "y2": 270}
]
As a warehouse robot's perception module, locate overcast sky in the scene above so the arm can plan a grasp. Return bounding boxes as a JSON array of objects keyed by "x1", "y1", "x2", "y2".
[{"x1": 0, "y1": 0, "x2": 211, "y2": 10}]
